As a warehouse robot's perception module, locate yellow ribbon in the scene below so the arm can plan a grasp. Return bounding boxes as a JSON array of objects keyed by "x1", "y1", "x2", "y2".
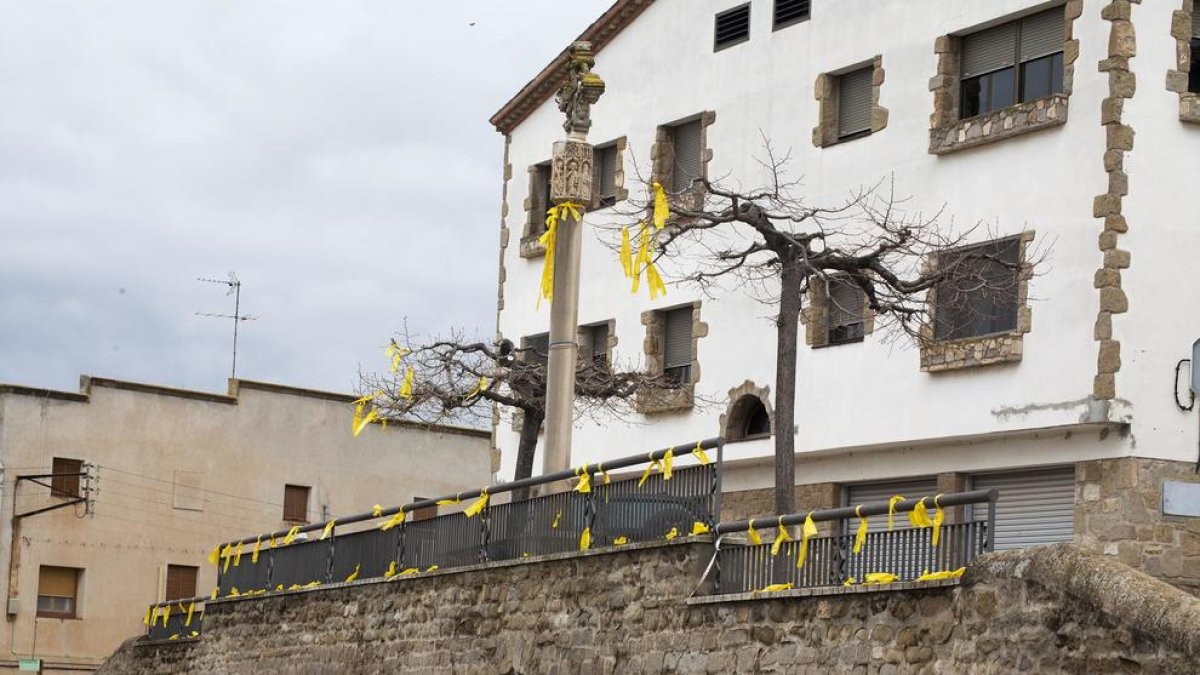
[
  {"x1": 843, "y1": 577, "x2": 857, "y2": 587},
  {"x1": 796, "y1": 512, "x2": 818, "y2": 569},
  {"x1": 598, "y1": 464, "x2": 611, "y2": 484},
  {"x1": 384, "y1": 561, "x2": 399, "y2": 578},
  {"x1": 252, "y1": 537, "x2": 261, "y2": 564},
  {"x1": 551, "y1": 510, "x2": 562, "y2": 529},
  {"x1": 372, "y1": 504, "x2": 384, "y2": 517},
  {"x1": 283, "y1": 526, "x2": 301, "y2": 545},
  {"x1": 269, "y1": 535, "x2": 277, "y2": 549},
  {"x1": 573, "y1": 464, "x2": 592, "y2": 494},
  {"x1": 385, "y1": 341, "x2": 410, "y2": 374},
  {"x1": 691, "y1": 521, "x2": 710, "y2": 535},
  {"x1": 184, "y1": 602, "x2": 195, "y2": 627},
  {"x1": 754, "y1": 583, "x2": 793, "y2": 594},
  {"x1": 747, "y1": 518, "x2": 762, "y2": 546},
  {"x1": 620, "y1": 226, "x2": 633, "y2": 278},
  {"x1": 691, "y1": 441, "x2": 710, "y2": 466},
  {"x1": 579, "y1": 527, "x2": 591, "y2": 551},
  {"x1": 909, "y1": 497, "x2": 932, "y2": 528},
  {"x1": 770, "y1": 518, "x2": 792, "y2": 557},
  {"x1": 399, "y1": 367, "x2": 415, "y2": 401},
  {"x1": 232, "y1": 541, "x2": 243, "y2": 567},
  {"x1": 144, "y1": 606, "x2": 153, "y2": 626},
  {"x1": 399, "y1": 568, "x2": 420, "y2": 577},
  {"x1": 888, "y1": 495, "x2": 904, "y2": 531},
  {"x1": 466, "y1": 376, "x2": 490, "y2": 401},
  {"x1": 161, "y1": 605, "x2": 170, "y2": 627},
  {"x1": 437, "y1": 494, "x2": 462, "y2": 506},
  {"x1": 662, "y1": 448, "x2": 674, "y2": 481},
  {"x1": 321, "y1": 520, "x2": 336, "y2": 541},
  {"x1": 628, "y1": 224, "x2": 667, "y2": 299},
  {"x1": 665, "y1": 527, "x2": 679, "y2": 540},
  {"x1": 864, "y1": 572, "x2": 899, "y2": 585},
  {"x1": 379, "y1": 509, "x2": 405, "y2": 531},
  {"x1": 220, "y1": 543, "x2": 233, "y2": 573},
  {"x1": 345, "y1": 565, "x2": 361, "y2": 583},
  {"x1": 537, "y1": 201, "x2": 584, "y2": 307},
  {"x1": 932, "y1": 494, "x2": 946, "y2": 548},
  {"x1": 207, "y1": 546, "x2": 220, "y2": 567},
  {"x1": 210, "y1": 588, "x2": 218, "y2": 600},
  {"x1": 853, "y1": 506, "x2": 868, "y2": 555},
  {"x1": 228, "y1": 587, "x2": 240, "y2": 597},
  {"x1": 464, "y1": 489, "x2": 489, "y2": 518},
  {"x1": 638, "y1": 454, "x2": 661, "y2": 488},
  {"x1": 652, "y1": 182, "x2": 670, "y2": 229},
  {"x1": 917, "y1": 567, "x2": 966, "y2": 582},
  {"x1": 426, "y1": 565, "x2": 439, "y2": 572},
  {"x1": 352, "y1": 391, "x2": 380, "y2": 437},
  {"x1": 613, "y1": 535, "x2": 629, "y2": 546}
]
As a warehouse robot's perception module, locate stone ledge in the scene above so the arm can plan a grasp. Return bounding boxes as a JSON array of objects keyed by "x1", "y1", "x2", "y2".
[
  {"x1": 930, "y1": 94, "x2": 1068, "y2": 155},
  {"x1": 635, "y1": 384, "x2": 695, "y2": 415},
  {"x1": 689, "y1": 579, "x2": 960, "y2": 605},
  {"x1": 518, "y1": 234, "x2": 546, "y2": 259},
  {"x1": 136, "y1": 637, "x2": 201, "y2": 649},
  {"x1": 920, "y1": 332, "x2": 1024, "y2": 372}
]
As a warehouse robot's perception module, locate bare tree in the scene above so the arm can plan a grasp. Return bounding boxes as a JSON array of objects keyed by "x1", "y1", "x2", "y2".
[
  {"x1": 359, "y1": 331, "x2": 683, "y2": 499},
  {"x1": 607, "y1": 144, "x2": 1041, "y2": 515}
]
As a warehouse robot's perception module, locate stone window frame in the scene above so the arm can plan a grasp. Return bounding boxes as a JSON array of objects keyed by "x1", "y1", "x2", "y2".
[
  {"x1": 812, "y1": 55, "x2": 889, "y2": 148},
  {"x1": 510, "y1": 323, "x2": 618, "y2": 432},
  {"x1": 650, "y1": 111, "x2": 716, "y2": 213},
  {"x1": 578, "y1": 318, "x2": 618, "y2": 369},
  {"x1": 591, "y1": 137, "x2": 629, "y2": 211},
  {"x1": 919, "y1": 231, "x2": 1035, "y2": 373},
  {"x1": 802, "y1": 274, "x2": 877, "y2": 349},
  {"x1": 636, "y1": 301, "x2": 709, "y2": 415},
  {"x1": 928, "y1": 2, "x2": 1081, "y2": 155},
  {"x1": 720, "y1": 380, "x2": 774, "y2": 442},
  {"x1": 1167, "y1": 0, "x2": 1200, "y2": 123},
  {"x1": 520, "y1": 160, "x2": 553, "y2": 259}
]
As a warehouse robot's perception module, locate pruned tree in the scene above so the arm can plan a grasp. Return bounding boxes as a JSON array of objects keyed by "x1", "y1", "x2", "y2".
[
  {"x1": 606, "y1": 143, "x2": 1042, "y2": 516},
  {"x1": 359, "y1": 331, "x2": 684, "y2": 498}
]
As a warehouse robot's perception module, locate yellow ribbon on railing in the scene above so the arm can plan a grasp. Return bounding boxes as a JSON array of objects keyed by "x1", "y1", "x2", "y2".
[
  {"x1": 221, "y1": 543, "x2": 233, "y2": 573},
  {"x1": 321, "y1": 520, "x2": 336, "y2": 541},
  {"x1": 573, "y1": 464, "x2": 592, "y2": 494},
  {"x1": 426, "y1": 565, "x2": 438, "y2": 572},
  {"x1": 597, "y1": 463, "x2": 611, "y2": 485},
  {"x1": 932, "y1": 494, "x2": 946, "y2": 548},
  {"x1": 613, "y1": 535, "x2": 629, "y2": 546},
  {"x1": 864, "y1": 573, "x2": 899, "y2": 585},
  {"x1": 909, "y1": 497, "x2": 932, "y2": 528},
  {"x1": 917, "y1": 567, "x2": 966, "y2": 582},
  {"x1": 665, "y1": 527, "x2": 679, "y2": 540},
  {"x1": 207, "y1": 546, "x2": 220, "y2": 567},
  {"x1": 144, "y1": 606, "x2": 154, "y2": 626},
  {"x1": 386, "y1": 341, "x2": 410, "y2": 374},
  {"x1": 691, "y1": 521, "x2": 710, "y2": 535},
  {"x1": 754, "y1": 583, "x2": 793, "y2": 594},
  {"x1": 269, "y1": 535, "x2": 277, "y2": 549},
  {"x1": 345, "y1": 565, "x2": 361, "y2": 583},
  {"x1": 210, "y1": 588, "x2": 218, "y2": 600},
  {"x1": 464, "y1": 489, "x2": 489, "y2": 518},
  {"x1": 853, "y1": 506, "x2": 868, "y2": 555},
  {"x1": 379, "y1": 509, "x2": 405, "y2": 531},
  {"x1": 252, "y1": 537, "x2": 261, "y2": 564},
  {"x1": 551, "y1": 510, "x2": 562, "y2": 529},
  {"x1": 638, "y1": 454, "x2": 662, "y2": 488},
  {"x1": 796, "y1": 512, "x2": 818, "y2": 569},
  {"x1": 184, "y1": 602, "x2": 195, "y2": 627},
  {"x1": 399, "y1": 568, "x2": 420, "y2": 577},
  {"x1": 691, "y1": 441, "x2": 710, "y2": 466},
  {"x1": 384, "y1": 561, "x2": 399, "y2": 578},
  {"x1": 770, "y1": 518, "x2": 792, "y2": 557},
  {"x1": 232, "y1": 541, "x2": 243, "y2": 567},
  {"x1": 372, "y1": 504, "x2": 384, "y2": 517},
  {"x1": 888, "y1": 495, "x2": 904, "y2": 531},
  {"x1": 579, "y1": 527, "x2": 591, "y2": 551},
  {"x1": 161, "y1": 605, "x2": 170, "y2": 627},
  {"x1": 283, "y1": 526, "x2": 301, "y2": 545},
  {"x1": 662, "y1": 448, "x2": 674, "y2": 481},
  {"x1": 652, "y1": 182, "x2": 670, "y2": 229},
  {"x1": 437, "y1": 493, "x2": 462, "y2": 506},
  {"x1": 399, "y1": 366, "x2": 415, "y2": 402},
  {"x1": 747, "y1": 518, "x2": 762, "y2": 546},
  {"x1": 228, "y1": 587, "x2": 240, "y2": 597}
]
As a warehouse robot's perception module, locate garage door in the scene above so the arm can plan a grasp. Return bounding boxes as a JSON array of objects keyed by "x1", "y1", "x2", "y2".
[
  {"x1": 845, "y1": 477, "x2": 940, "y2": 580},
  {"x1": 971, "y1": 467, "x2": 1075, "y2": 551},
  {"x1": 846, "y1": 477, "x2": 940, "y2": 532}
]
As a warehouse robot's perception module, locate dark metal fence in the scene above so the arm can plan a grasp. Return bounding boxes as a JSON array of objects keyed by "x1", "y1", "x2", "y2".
[
  {"x1": 714, "y1": 491, "x2": 997, "y2": 594},
  {"x1": 145, "y1": 601, "x2": 203, "y2": 642}
]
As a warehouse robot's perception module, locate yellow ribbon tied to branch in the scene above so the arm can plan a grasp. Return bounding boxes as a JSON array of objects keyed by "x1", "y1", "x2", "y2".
[
  {"x1": 464, "y1": 489, "x2": 489, "y2": 518},
  {"x1": 932, "y1": 494, "x2": 946, "y2": 548},
  {"x1": 691, "y1": 441, "x2": 710, "y2": 466},
  {"x1": 466, "y1": 376, "x2": 490, "y2": 401},
  {"x1": 379, "y1": 509, "x2": 405, "y2": 532},
  {"x1": 853, "y1": 506, "x2": 869, "y2": 555},
  {"x1": 652, "y1": 182, "x2": 670, "y2": 229},
  {"x1": 386, "y1": 341, "x2": 410, "y2": 374},
  {"x1": 399, "y1": 367, "x2": 415, "y2": 402},
  {"x1": 321, "y1": 520, "x2": 336, "y2": 541},
  {"x1": 538, "y1": 201, "x2": 584, "y2": 307},
  {"x1": 283, "y1": 525, "x2": 301, "y2": 546},
  {"x1": 909, "y1": 497, "x2": 932, "y2": 528},
  {"x1": 627, "y1": 223, "x2": 667, "y2": 299},
  {"x1": 796, "y1": 512, "x2": 818, "y2": 570},
  {"x1": 888, "y1": 495, "x2": 904, "y2": 531},
  {"x1": 352, "y1": 391, "x2": 380, "y2": 437},
  {"x1": 747, "y1": 518, "x2": 762, "y2": 546},
  {"x1": 770, "y1": 518, "x2": 792, "y2": 557},
  {"x1": 573, "y1": 464, "x2": 591, "y2": 494}
]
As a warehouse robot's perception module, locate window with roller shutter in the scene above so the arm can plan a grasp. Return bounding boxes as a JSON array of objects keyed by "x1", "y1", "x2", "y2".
[
  {"x1": 592, "y1": 144, "x2": 618, "y2": 208},
  {"x1": 826, "y1": 278, "x2": 867, "y2": 345},
  {"x1": 37, "y1": 566, "x2": 81, "y2": 619},
  {"x1": 662, "y1": 307, "x2": 694, "y2": 385},
  {"x1": 960, "y1": 8, "x2": 1065, "y2": 119},
  {"x1": 969, "y1": 467, "x2": 1075, "y2": 551},
  {"x1": 668, "y1": 119, "x2": 703, "y2": 194},
  {"x1": 837, "y1": 66, "x2": 874, "y2": 141},
  {"x1": 773, "y1": 0, "x2": 810, "y2": 30},
  {"x1": 579, "y1": 322, "x2": 611, "y2": 369}
]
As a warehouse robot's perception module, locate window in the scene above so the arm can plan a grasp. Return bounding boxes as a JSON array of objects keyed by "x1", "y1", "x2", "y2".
[
  {"x1": 826, "y1": 278, "x2": 867, "y2": 345},
  {"x1": 727, "y1": 395, "x2": 771, "y2": 441},
  {"x1": 960, "y1": 9, "x2": 1065, "y2": 119},
  {"x1": 662, "y1": 307, "x2": 694, "y2": 385},
  {"x1": 837, "y1": 67, "x2": 874, "y2": 141},
  {"x1": 37, "y1": 566, "x2": 80, "y2": 619},
  {"x1": 50, "y1": 457, "x2": 83, "y2": 498},
  {"x1": 714, "y1": 4, "x2": 751, "y2": 51},
  {"x1": 283, "y1": 484, "x2": 310, "y2": 523},
  {"x1": 522, "y1": 333, "x2": 550, "y2": 367},
  {"x1": 1191, "y1": 2, "x2": 1200, "y2": 94},
  {"x1": 579, "y1": 322, "x2": 610, "y2": 369},
  {"x1": 668, "y1": 119, "x2": 703, "y2": 194},
  {"x1": 165, "y1": 565, "x2": 198, "y2": 601},
  {"x1": 933, "y1": 238, "x2": 1022, "y2": 341},
  {"x1": 531, "y1": 161, "x2": 552, "y2": 234},
  {"x1": 774, "y1": 0, "x2": 810, "y2": 30},
  {"x1": 592, "y1": 144, "x2": 618, "y2": 208}
]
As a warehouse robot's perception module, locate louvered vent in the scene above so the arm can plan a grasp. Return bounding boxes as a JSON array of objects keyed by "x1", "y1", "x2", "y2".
[
  {"x1": 774, "y1": 0, "x2": 811, "y2": 29},
  {"x1": 714, "y1": 4, "x2": 751, "y2": 51}
]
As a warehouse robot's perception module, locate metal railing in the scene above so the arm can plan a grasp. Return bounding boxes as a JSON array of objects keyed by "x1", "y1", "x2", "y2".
[
  {"x1": 144, "y1": 437, "x2": 723, "y2": 639},
  {"x1": 713, "y1": 490, "x2": 997, "y2": 594},
  {"x1": 143, "y1": 598, "x2": 204, "y2": 642}
]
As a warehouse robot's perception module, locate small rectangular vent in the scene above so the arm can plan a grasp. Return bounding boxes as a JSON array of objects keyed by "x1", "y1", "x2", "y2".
[
  {"x1": 774, "y1": 0, "x2": 811, "y2": 29},
  {"x1": 714, "y1": 4, "x2": 751, "y2": 51}
]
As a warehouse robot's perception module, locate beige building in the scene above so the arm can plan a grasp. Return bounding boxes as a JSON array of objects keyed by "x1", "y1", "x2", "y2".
[{"x1": 0, "y1": 375, "x2": 491, "y2": 673}]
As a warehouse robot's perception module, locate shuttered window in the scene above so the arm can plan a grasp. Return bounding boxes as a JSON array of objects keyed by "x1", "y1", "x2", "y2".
[
  {"x1": 773, "y1": 0, "x2": 810, "y2": 30},
  {"x1": 1191, "y1": 2, "x2": 1200, "y2": 93},
  {"x1": 837, "y1": 67, "x2": 874, "y2": 140},
  {"x1": 846, "y1": 478, "x2": 940, "y2": 580},
  {"x1": 714, "y1": 4, "x2": 751, "y2": 51},
  {"x1": 523, "y1": 333, "x2": 550, "y2": 367},
  {"x1": 580, "y1": 323, "x2": 610, "y2": 368},
  {"x1": 165, "y1": 565, "x2": 198, "y2": 601},
  {"x1": 662, "y1": 307, "x2": 694, "y2": 384},
  {"x1": 283, "y1": 484, "x2": 310, "y2": 523},
  {"x1": 532, "y1": 162, "x2": 552, "y2": 234},
  {"x1": 827, "y1": 278, "x2": 866, "y2": 345},
  {"x1": 847, "y1": 478, "x2": 940, "y2": 533},
  {"x1": 593, "y1": 144, "x2": 618, "y2": 207},
  {"x1": 960, "y1": 8, "x2": 1064, "y2": 118},
  {"x1": 1194, "y1": 1, "x2": 1200, "y2": 37},
  {"x1": 933, "y1": 238, "x2": 1021, "y2": 341},
  {"x1": 669, "y1": 120, "x2": 703, "y2": 193},
  {"x1": 51, "y1": 457, "x2": 83, "y2": 498},
  {"x1": 37, "y1": 566, "x2": 80, "y2": 619},
  {"x1": 970, "y1": 467, "x2": 1075, "y2": 551}
]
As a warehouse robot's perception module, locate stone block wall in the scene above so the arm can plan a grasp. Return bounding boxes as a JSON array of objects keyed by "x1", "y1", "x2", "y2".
[{"x1": 101, "y1": 541, "x2": 1200, "y2": 674}]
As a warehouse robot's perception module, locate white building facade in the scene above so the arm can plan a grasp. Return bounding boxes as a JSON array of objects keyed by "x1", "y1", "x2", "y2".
[{"x1": 490, "y1": 0, "x2": 1200, "y2": 593}]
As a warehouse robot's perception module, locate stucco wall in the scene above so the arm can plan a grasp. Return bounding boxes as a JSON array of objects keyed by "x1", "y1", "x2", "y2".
[
  {"x1": 99, "y1": 541, "x2": 1200, "y2": 674},
  {"x1": 0, "y1": 377, "x2": 490, "y2": 672}
]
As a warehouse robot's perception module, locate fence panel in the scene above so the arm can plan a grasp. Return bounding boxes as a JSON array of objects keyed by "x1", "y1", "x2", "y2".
[
  {"x1": 218, "y1": 552, "x2": 270, "y2": 595},
  {"x1": 330, "y1": 528, "x2": 401, "y2": 582},
  {"x1": 593, "y1": 464, "x2": 716, "y2": 546},
  {"x1": 486, "y1": 489, "x2": 588, "y2": 560},
  {"x1": 268, "y1": 539, "x2": 334, "y2": 589},
  {"x1": 400, "y1": 511, "x2": 481, "y2": 570},
  {"x1": 146, "y1": 605, "x2": 203, "y2": 641}
]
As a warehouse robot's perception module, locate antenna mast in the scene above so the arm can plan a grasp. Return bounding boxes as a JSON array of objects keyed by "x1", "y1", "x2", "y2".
[{"x1": 196, "y1": 272, "x2": 257, "y2": 379}]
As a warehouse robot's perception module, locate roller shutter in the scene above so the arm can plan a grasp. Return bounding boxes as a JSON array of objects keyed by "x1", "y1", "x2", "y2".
[
  {"x1": 971, "y1": 466, "x2": 1075, "y2": 551},
  {"x1": 670, "y1": 120, "x2": 703, "y2": 193},
  {"x1": 1193, "y1": 1, "x2": 1199, "y2": 38},
  {"x1": 663, "y1": 307, "x2": 693, "y2": 371},
  {"x1": 1018, "y1": 9, "x2": 1065, "y2": 62},
  {"x1": 837, "y1": 67, "x2": 874, "y2": 138},
  {"x1": 846, "y1": 477, "x2": 939, "y2": 532},
  {"x1": 961, "y1": 22, "x2": 1017, "y2": 78}
]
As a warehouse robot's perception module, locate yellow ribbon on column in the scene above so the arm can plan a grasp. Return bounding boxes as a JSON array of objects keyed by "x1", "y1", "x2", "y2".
[
  {"x1": 283, "y1": 526, "x2": 301, "y2": 545},
  {"x1": 379, "y1": 509, "x2": 405, "y2": 531},
  {"x1": 932, "y1": 494, "x2": 946, "y2": 548},
  {"x1": 352, "y1": 391, "x2": 380, "y2": 437},
  {"x1": 652, "y1": 182, "x2": 670, "y2": 229},
  {"x1": 321, "y1": 520, "x2": 337, "y2": 541},
  {"x1": 691, "y1": 441, "x2": 710, "y2": 466},
  {"x1": 464, "y1": 489, "x2": 489, "y2": 518},
  {"x1": 796, "y1": 512, "x2": 818, "y2": 569},
  {"x1": 399, "y1": 367, "x2": 415, "y2": 402},
  {"x1": 909, "y1": 497, "x2": 932, "y2": 528},
  {"x1": 252, "y1": 537, "x2": 262, "y2": 564},
  {"x1": 573, "y1": 464, "x2": 592, "y2": 494},
  {"x1": 888, "y1": 495, "x2": 904, "y2": 531},
  {"x1": 853, "y1": 506, "x2": 869, "y2": 555},
  {"x1": 184, "y1": 602, "x2": 195, "y2": 627},
  {"x1": 770, "y1": 517, "x2": 792, "y2": 557},
  {"x1": 537, "y1": 201, "x2": 583, "y2": 308},
  {"x1": 747, "y1": 518, "x2": 762, "y2": 546}
]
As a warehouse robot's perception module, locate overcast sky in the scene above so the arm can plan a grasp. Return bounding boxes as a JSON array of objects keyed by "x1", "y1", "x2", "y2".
[{"x1": 0, "y1": 0, "x2": 610, "y2": 395}]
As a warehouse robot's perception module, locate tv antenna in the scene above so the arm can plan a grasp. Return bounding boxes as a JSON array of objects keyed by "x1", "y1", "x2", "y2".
[{"x1": 196, "y1": 272, "x2": 257, "y2": 379}]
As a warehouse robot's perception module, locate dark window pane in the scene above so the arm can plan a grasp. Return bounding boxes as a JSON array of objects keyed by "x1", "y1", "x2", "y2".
[
  {"x1": 1051, "y1": 52, "x2": 1064, "y2": 94},
  {"x1": 934, "y1": 239, "x2": 1021, "y2": 341},
  {"x1": 961, "y1": 76, "x2": 984, "y2": 118},
  {"x1": 1190, "y1": 39, "x2": 1200, "y2": 94},
  {"x1": 989, "y1": 67, "x2": 1016, "y2": 110},
  {"x1": 1020, "y1": 57, "x2": 1051, "y2": 101}
]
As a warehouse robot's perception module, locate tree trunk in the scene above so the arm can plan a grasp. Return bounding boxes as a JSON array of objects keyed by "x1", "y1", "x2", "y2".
[
  {"x1": 773, "y1": 256, "x2": 803, "y2": 516},
  {"x1": 512, "y1": 408, "x2": 545, "y2": 502}
]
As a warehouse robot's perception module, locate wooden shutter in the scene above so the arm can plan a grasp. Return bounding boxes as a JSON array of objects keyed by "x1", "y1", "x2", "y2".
[
  {"x1": 165, "y1": 565, "x2": 198, "y2": 601},
  {"x1": 663, "y1": 307, "x2": 693, "y2": 370},
  {"x1": 51, "y1": 457, "x2": 82, "y2": 498},
  {"x1": 1019, "y1": 9, "x2": 1064, "y2": 62},
  {"x1": 971, "y1": 467, "x2": 1075, "y2": 551},
  {"x1": 283, "y1": 484, "x2": 310, "y2": 523},
  {"x1": 774, "y1": 0, "x2": 810, "y2": 28},
  {"x1": 961, "y1": 22, "x2": 1018, "y2": 78},
  {"x1": 669, "y1": 120, "x2": 703, "y2": 193},
  {"x1": 837, "y1": 67, "x2": 874, "y2": 137},
  {"x1": 714, "y1": 4, "x2": 751, "y2": 50}
]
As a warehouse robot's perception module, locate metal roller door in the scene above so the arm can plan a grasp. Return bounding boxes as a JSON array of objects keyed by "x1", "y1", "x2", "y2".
[
  {"x1": 971, "y1": 467, "x2": 1075, "y2": 551},
  {"x1": 846, "y1": 477, "x2": 939, "y2": 532}
]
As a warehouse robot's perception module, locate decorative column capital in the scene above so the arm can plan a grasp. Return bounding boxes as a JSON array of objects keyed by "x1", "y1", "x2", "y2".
[
  {"x1": 551, "y1": 140, "x2": 593, "y2": 204},
  {"x1": 556, "y1": 41, "x2": 606, "y2": 139}
]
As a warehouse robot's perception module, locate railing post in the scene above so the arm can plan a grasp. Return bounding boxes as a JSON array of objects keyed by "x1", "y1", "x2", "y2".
[
  {"x1": 326, "y1": 528, "x2": 336, "y2": 584},
  {"x1": 480, "y1": 501, "x2": 491, "y2": 563},
  {"x1": 583, "y1": 467, "x2": 598, "y2": 550},
  {"x1": 395, "y1": 520, "x2": 407, "y2": 571},
  {"x1": 712, "y1": 438, "x2": 724, "y2": 526}
]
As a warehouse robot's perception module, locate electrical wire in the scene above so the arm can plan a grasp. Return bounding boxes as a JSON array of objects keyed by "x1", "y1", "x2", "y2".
[
  {"x1": 96, "y1": 464, "x2": 286, "y2": 508},
  {"x1": 96, "y1": 487, "x2": 283, "y2": 533},
  {"x1": 97, "y1": 474, "x2": 285, "y2": 520},
  {"x1": 91, "y1": 499, "x2": 274, "y2": 540}
]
